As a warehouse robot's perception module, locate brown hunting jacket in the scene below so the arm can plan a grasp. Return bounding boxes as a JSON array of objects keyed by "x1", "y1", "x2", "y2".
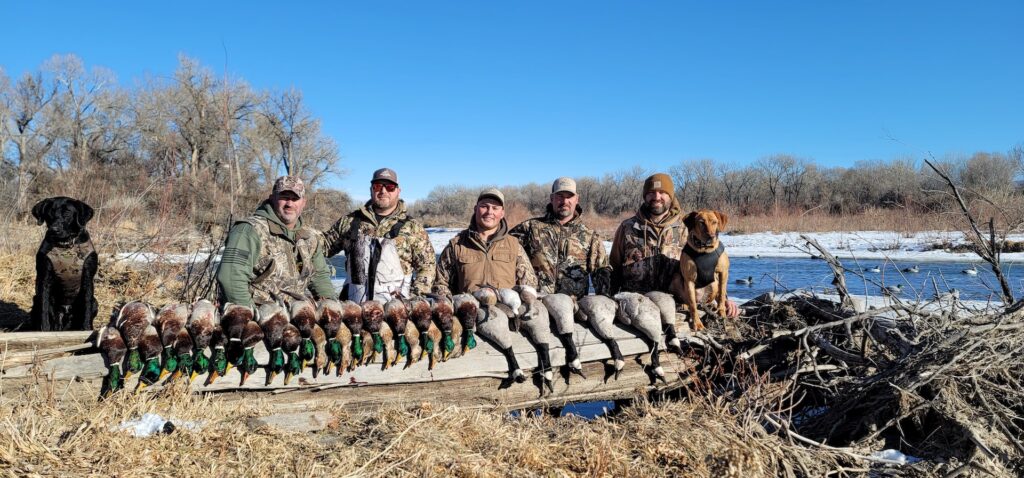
[
  {"x1": 433, "y1": 217, "x2": 537, "y2": 297},
  {"x1": 609, "y1": 200, "x2": 687, "y2": 294}
]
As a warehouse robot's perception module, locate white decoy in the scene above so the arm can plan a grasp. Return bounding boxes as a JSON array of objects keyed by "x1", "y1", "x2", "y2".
[
  {"x1": 499, "y1": 287, "x2": 555, "y2": 392},
  {"x1": 467, "y1": 289, "x2": 526, "y2": 383},
  {"x1": 536, "y1": 289, "x2": 584, "y2": 378},
  {"x1": 644, "y1": 291, "x2": 681, "y2": 353},
  {"x1": 962, "y1": 265, "x2": 978, "y2": 275},
  {"x1": 576, "y1": 295, "x2": 625, "y2": 380},
  {"x1": 735, "y1": 276, "x2": 754, "y2": 285},
  {"x1": 614, "y1": 292, "x2": 666, "y2": 383},
  {"x1": 902, "y1": 265, "x2": 920, "y2": 273},
  {"x1": 867, "y1": 266, "x2": 881, "y2": 273}
]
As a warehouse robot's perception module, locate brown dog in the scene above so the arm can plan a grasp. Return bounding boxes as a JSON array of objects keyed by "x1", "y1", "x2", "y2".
[{"x1": 677, "y1": 209, "x2": 730, "y2": 331}]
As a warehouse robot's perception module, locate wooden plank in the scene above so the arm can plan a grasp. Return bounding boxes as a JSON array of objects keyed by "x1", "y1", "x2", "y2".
[{"x1": 0, "y1": 331, "x2": 95, "y2": 354}]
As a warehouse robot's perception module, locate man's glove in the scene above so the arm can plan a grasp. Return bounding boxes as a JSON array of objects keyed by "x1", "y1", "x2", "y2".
[{"x1": 591, "y1": 267, "x2": 613, "y2": 296}]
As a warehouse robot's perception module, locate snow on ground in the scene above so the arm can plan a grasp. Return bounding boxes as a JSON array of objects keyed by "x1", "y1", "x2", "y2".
[{"x1": 113, "y1": 228, "x2": 1024, "y2": 264}]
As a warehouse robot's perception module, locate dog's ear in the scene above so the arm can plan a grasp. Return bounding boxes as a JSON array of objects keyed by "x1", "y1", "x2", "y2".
[
  {"x1": 683, "y1": 211, "x2": 698, "y2": 230},
  {"x1": 715, "y1": 211, "x2": 728, "y2": 231},
  {"x1": 73, "y1": 199, "x2": 95, "y2": 227},
  {"x1": 31, "y1": 198, "x2": 54, "y2": 226}
]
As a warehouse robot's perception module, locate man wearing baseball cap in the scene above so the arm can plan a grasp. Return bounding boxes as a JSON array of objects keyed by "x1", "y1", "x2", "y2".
[
  {"x1": 322, "y1": 168, "x2": 436, "y2": 301},
  {"x1": 509, "y1": 177, "x2": 611, "y2": 298},
  {"x1": 433, "y1": 188, "x2": 537, "y2": 296},
  {"x1": 609, "y1": 173, "x2": 738, "y2": 319},
  {"x1": 216, "y1": 175, "x2": 335, "y2": 306}
]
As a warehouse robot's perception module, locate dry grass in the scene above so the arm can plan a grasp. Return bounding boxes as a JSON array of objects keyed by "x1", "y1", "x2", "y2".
[
  {"x1": 729, "y1": 208, "x2": 960, "y2": 235},
  {"x1": 0, "y1": 378, "x2": 847, "y2": 477}
]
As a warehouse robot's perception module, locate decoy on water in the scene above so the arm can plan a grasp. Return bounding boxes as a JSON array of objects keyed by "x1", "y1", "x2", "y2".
[
  {"x1": 962, "y1": 265, "x2": 978, "y2": 275},
  {"x1": 902, "y1": 265, "x2": 920, "y2": 273}
]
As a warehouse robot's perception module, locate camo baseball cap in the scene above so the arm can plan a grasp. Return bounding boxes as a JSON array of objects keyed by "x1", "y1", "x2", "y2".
[
  {"x1": 371, "y1": 167, "x2": 399, "y2": 185},
  {"x1": 551, "y1": 177, "x2": 577, "y2": 195},
  {"x1": 273, "y1": 175, "x2": 305, "y2": 198},
  {"x1": 477, "y1": 188, "x2": 505, "y2": 206}
]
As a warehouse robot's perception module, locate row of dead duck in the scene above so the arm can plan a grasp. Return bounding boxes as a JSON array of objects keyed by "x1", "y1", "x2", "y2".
[{"x1": 95, "y1": 286, "x2": 685, "y2": 398}]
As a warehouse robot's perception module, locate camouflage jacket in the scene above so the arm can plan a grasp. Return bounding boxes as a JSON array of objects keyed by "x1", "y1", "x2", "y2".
[
  {"x1": 509, "y1": 204, "x2": 609, "y2": 298},
  {"x1": 216, "y1": 201, "x2": 335, "y2": 307},
  {"x1": 433, "y1": 217, "x2": 537, "y2": 297},
  {"x1": 609, "y1": 201, "x2": 687, "y2": 294},
  {"x1": 322, "y1": 199, "x2": 436, "y2": 297}
]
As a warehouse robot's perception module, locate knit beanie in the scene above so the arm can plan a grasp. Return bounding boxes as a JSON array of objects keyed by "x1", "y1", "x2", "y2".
[{"x1": 643, "y1": 173, "x2": 675, "y2": 201}]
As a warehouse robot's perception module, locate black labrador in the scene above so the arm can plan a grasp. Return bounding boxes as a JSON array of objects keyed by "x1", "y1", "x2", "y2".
[{"x1": 30, "y1": 197, "x2": 99, "y2": 331}]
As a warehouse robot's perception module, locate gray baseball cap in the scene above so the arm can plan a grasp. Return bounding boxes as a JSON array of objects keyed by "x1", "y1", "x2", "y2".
[
  {"x1": 477, "y1": 188, "x2": 505, "y2": 206},
  {"x1": 371, "y1": 167, "x2": 399, "y2": 185},
  {"x1": 551, "y1": 177, "x2": 577, "y2": 195}
]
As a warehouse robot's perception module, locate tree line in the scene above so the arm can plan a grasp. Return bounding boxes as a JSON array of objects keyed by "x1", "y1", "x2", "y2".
[{"x1": 0, "y1": 54, "x2": 349, "y2": 228}]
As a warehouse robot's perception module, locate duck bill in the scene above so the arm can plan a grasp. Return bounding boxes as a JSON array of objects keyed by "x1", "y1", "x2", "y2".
[
  {"x1": 169, "y1": 370, "x2": 182, "y2": 382},
  {"x1": 240, "y1": 370, "x2": 251, "y2": 386},
  {"x1": 189, "y1": 370, "x2": 200, "y2": 383},
  {"x1": 134, "y1": 381, "x2": 148, "y2": 394},
  {"x1": 158, "y1": 369, "x2": 170, "y2": 380},
  {"x1": 266, "y1": 371, "x2": 278, "y2": 386},
  {"x1": 206, "y1": 370, "x2": 221, "y2": 385},
  {"x1": 283, "y1": 372, "x2": 294, "y2": 385}
]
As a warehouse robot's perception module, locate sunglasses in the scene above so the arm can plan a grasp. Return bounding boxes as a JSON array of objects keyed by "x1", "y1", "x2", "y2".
[{"x1": 372, "y1": 182, "x2": 398, "y2": 192}]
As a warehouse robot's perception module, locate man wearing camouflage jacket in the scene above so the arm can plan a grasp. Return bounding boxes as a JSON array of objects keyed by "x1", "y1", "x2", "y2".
[
  {"x1": 216, "y1": 176, "x2": 336, "y2": 307},
  {"x1": 510, "y1": 177, "x2": 611, "y2": 298},
  {"x1": 322, "y1": 168, "x2": 436, "y2": 301}
]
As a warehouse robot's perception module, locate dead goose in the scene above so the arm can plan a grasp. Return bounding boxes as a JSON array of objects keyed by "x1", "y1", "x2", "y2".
[
  {"x1": 536, "y1": 289, "x2": 584, "y2": 379},
  {"x1": 575, "y1": 295, "x2": 625, "y2": 380},
  {"x1": 498, "y1": 287, "x2": 554, "y2": 393},
  {"x1": 644, "y1": 291, "x2": 682, "y2": 354},
  {"x1": 464, "y1": 290, "x2": 526, "y2": 383},
  {"x1": 614, "y1": 292, "x2": 667, "y2": 383}
]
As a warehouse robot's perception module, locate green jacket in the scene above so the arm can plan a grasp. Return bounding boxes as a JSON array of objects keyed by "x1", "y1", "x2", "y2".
[
  {"x1": 509, "y1": 204, "x2": 609, "y2": 298},
  {"x1": 321, "y1": 199, "x2": 436, "y2": 297},
  {"x1": 216, "y1": 201, "x2": 335, "y2": 307}
]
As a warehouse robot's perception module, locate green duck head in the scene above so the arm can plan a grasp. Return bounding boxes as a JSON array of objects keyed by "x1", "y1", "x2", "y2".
[
  {"x1": 172, "y1": 352, "x2": 195, "y2": 382},
  {"x1": 239, "y1": 347, "x2": 258, "y2": 386},
  {"x1": 100, "y1": 364, "x2": 123, "y2": 399},
  {"x1": 285, "y1": 351, "x2": 302, "y2": 385},
  {"x1": 135, "y1": 358, "x2": 162, "y2": 392},
  {"x1": 193, "y1": 348, "x2": 210, "y2": 378},
  {"x1": 419, "y1": 333, "x2": 432, "y2": 360},
  {"x1": 441, "y1": 332, "x2": 455, "y2": 361},
  {"x1": 351, "y1": 335, "x2": 364, "y2": 364},
  {"x1": 207, "y1": 346, "x2": 228, "y2": 385},
  {"x1": 125, "y1": 348, "x2": 143, "y2": 379},
  {"x1": 300, "y1": 337, "x2": 316, "y2": 366},
  {"x1": 396, "y1": 336, "x2": 409, "y2": 363},
  {"x1": 462, "y1": 329, "x2": 477, "y2": 353},
  {"x1": 326, "y1": 338, "x2": 342, "y2": 372},
  {"x1": 266, "y1": 348, "x2": 286, "y2": 385},
  {"x1": 160, "y1": 346, "x2": 177, "y2": 380}
]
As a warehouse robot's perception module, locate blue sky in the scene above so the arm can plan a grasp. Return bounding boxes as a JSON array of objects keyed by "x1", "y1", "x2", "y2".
[{"x1": 2, "y1": 1, "x2": 1021, "y2": 202}]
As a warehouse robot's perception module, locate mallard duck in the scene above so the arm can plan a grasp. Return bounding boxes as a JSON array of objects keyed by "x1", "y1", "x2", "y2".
[
  {"x1": 339, "y1": 300, "x2": 364, "y2": 371},
  {"x1": 311, "y1": 324, "x2": 327, "y2": 378},
  {"x1": 317, "y1": 299, "x2": 350, "y2": 375},
  {"x1": 258, "y1": 302, "x2": 291, "y2": 385},
  {"x1": 238, "y1": 320, "x2": 264, "y2": 386},
  {"x1": 288, "y1": 298, "x2": 319, "y2": 373},
  {"x1": 644, "y1": 291, "x2": 681, "y2": 354},
  {"x1": 536, "y1": 290, "x2": 583, "y2": 378},
  {"x1": 134, "y1": 325, "x2": 163, "y2": 392},
  {"x1": 432, "y1": 296, "x2": 463, "y2": 362},
  {"x1": 448, "y1": 295, "x2": 474, "y2": 359},
  {"x1": 614, "y1": 292, "x2": 666, "y2": 383},
  {"x1": 155, "y1": 303, "x2": 189, "y2": 380},
  {"x1": 282, "y1": 323, "x2": 302, "y2": 384},
  {"x1": 206, "y1": 324, "x2": 228, "y2": 385},
  {"x1": 500, "y1": 287, "x2": 554, "y2": 393},
  {"x1": 97, "y1": 325, "x2": 127, "y2": 398},
  {"x1": 734, "y1": 276, "x2": 754, "y2": 285},
  {"x1": 384, "y1": 298, "x2": 414, "y2": 367},
  {"x1": 114, "y1": 301, "x2": 154, "y2": 380},
  {"x1": 576, "y1": 295, "x2": 625, "y2": 380},
  {"x1": 187, "y1": 299, "x2": 217, "y2": 382},
  {"x1": 361, "y1": 300, "x2": 394, "y2": 369},
  {"x1": 962, "y1": 265, "x2": 978, "y2": 275},
  {"x1": 168, "y1": 328, "x2": 194, "y2": 382},
  {"x1": 221, "y1": 302, "x2": 255, "y2": 371},
  {"x1": 407, "y1": 297, "x2": 440, "y2": 369},
  {"x1": 466, "y1": 289, "x2": 525, "y2": 383}
]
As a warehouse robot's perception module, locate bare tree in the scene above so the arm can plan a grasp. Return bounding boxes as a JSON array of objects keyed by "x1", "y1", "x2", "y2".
[
  {"x1": 0, "y1": 69, "x2": 60, "y2": 216},
  {"x1": 251, "y1": 88, "x2": 340, "y2": 187}
]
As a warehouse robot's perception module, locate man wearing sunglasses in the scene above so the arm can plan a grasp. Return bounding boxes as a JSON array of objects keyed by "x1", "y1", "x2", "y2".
[{"x1": 322, "y1": 168, "x2": 436, "y2": 302}]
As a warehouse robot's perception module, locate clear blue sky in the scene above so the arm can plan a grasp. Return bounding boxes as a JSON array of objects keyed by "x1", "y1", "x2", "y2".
[{"x1": 3, "y1": 1, "x2": 1022, "y2": 202}]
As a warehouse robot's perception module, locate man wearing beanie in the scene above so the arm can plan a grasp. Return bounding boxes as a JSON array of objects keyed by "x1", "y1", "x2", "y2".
[
  {"x1": 609, "y1": 173, "x2": 738, "y2": 321},
  {"x1": 510, "y1": 177, "x2": 612, "y2": 298},
  {"x1": 433, "y1": 188, "x2": 538, "y2": 296}
]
